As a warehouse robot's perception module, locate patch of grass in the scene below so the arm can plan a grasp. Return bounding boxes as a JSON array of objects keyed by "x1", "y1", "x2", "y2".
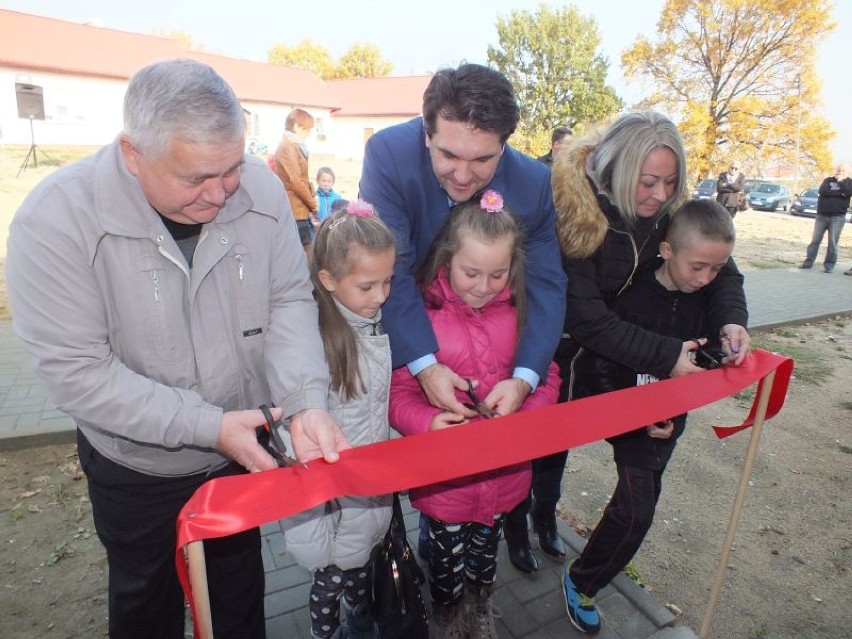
[
  {"x1": 839, "y1": 444, "x2": 852, "y2": 455},
  {"x1": 46, "y1": 540, "x2": 73, "y2": 565},
  {"x1": 840, "y1": 400, "x2": 852, "y2": 411},
  {"x1": 751, "y1": 333, "x2": 832, "y2": 384},
  {"x1": 734, "y1": 384, "x2": 756, "y2": 402},
  {"x1": 771, "y1": 327, "x2": 797, "y2": 339},
  {"x1": 9, "y1": 501, "x2": 25, "y2": 522},
  {"x1": 748, "y1": 621, "x2": 769, "y2": 638}
]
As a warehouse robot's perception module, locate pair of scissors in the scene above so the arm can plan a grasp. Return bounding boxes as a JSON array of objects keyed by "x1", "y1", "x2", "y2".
[
  {"x1": 256, "y1": 404, "x2": 303, "y2": 468},
  {"x1": 463, "y1": 379, "x2": 498, "y2": 419}
]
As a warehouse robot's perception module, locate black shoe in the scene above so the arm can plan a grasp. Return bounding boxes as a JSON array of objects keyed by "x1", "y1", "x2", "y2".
[
  {"x1": 799, "y1": 261, "x2": 813, "y2": 269},
  {"x1": 532, "y1": 502, "x2": 567, "y2": 560},
  {"x1": 503, "y1": 513, "x2": 539, "y2": 573}
]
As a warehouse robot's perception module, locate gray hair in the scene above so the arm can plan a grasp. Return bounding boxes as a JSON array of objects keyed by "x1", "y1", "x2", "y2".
[
  {"x1": 123, "y1": 59, "x2": 245, "y2": 157},
  {"x1": 591, "y1": 111, "x2": 687, "y2": 224}
]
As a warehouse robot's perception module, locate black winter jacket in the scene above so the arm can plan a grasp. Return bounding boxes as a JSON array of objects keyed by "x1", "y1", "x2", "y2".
[
  {"x1": 550, "y1": 131, "x2": 749, "y2": 399},
  {"x1": 573, "y1": 265, "x2": 714, "y2": 470}
]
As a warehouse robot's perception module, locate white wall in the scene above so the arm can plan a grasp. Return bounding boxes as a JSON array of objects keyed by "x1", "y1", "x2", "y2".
[
  {"x1": 317, "y1": 115, "x2": 416, "y2": 161},
  {"x1": 0, "y1": 69, "x2": 125, "y2": 146}
]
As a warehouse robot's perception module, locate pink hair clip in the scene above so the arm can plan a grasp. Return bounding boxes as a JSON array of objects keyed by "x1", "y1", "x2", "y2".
[
  {"x1": 480, "y1": 190, "x2": 504, "y2": 213},
  {"x1": 346, "y1": 200, "x2": 375, "y2": 218}
]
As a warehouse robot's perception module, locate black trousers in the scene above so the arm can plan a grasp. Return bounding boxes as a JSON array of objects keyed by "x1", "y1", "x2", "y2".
[
  {"x1": 77, "y1": 431, "x2": 266, "y2": 639},
  {"x1": 569, "y1": 463, "x2": 663, "y2": 598}
]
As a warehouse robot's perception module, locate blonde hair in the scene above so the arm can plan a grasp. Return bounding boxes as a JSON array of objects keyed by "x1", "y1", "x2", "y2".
[
  {"x1": 591, "y1": 111, "x2": 687, "y2": 226},
  {"x1": 312, "y1": 203, "x2": 396, "y2": 399}
]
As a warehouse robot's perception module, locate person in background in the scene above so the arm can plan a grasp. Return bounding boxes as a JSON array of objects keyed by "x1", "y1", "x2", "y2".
[
  {"x1": 273, "y1": 108, "x2": 319, "y2": 257},
  {"x1": 281, "y1": 202, "x2": 396, "y2": 639},
  {"x1": 316, "y1": 166, "x2": 343, "y2": 224},
  {"x1": 537, "y1": 126, "x2": 573, "y2": 167},
  {"x1": 716, "y1": 162, "x2": 745, "y2": 217},
  {"x1": 798, "y1": 164, "x2": 852, "y2": 274},
  {"x1": 561, "y1": 198, "x2": 738, "y2": 634},
  {"x1": 359, "y1": 63, "x2": 566, "y2": 576},
  {"x1": 5, "y1": 59, "x2": 347, "y2": 639},
  {"x1": 389, "y1": 192, "x2": 561, "y2": 639}
]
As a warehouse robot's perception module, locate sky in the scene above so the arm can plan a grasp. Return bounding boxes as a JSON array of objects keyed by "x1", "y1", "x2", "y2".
[{"x1": 3, "y1": 0, "x2": 850, "y2": 162}]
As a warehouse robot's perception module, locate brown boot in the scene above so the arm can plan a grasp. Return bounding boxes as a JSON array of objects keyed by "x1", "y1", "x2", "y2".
[
  {"x1": 432, "y1": 600, "x2": 467, "y2": 639},
  {"x1": 465, "y1": 581, "x2": 501, "y2": 639}
]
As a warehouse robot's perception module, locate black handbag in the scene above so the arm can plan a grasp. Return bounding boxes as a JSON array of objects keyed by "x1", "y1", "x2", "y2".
[{"x1": 371, "y1": 493, "x2": 429, "y2": 639}]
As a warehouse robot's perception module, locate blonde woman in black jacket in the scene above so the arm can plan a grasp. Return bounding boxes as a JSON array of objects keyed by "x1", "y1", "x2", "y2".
[{"x1": 547, "y1": 111, "x2": 750, "y2": 633}]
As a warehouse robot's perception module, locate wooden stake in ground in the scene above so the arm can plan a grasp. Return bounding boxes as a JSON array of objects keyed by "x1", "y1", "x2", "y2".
[
  {"x1": 699, "y1": 370, "x2": 776, "y2": 638},
  {"x1": 186, "y1": 541, "x2": 214, "y2": 639}
]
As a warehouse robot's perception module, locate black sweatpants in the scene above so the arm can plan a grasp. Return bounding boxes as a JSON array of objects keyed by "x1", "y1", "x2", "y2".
[
  {"x1": 77, "y1": 430, "x2": 266, "y2": 639},
  {"x1": 569, "y1": 463, "x2": 663, "y2": 598}
]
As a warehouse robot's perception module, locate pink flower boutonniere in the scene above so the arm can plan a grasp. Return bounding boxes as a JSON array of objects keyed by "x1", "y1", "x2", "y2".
[
  {"x1": 480, "y1": 190, "x2": 504, "y2": 213},
  {"x1": 346, "y1": 200, "x2": 375, "y2": 218}
]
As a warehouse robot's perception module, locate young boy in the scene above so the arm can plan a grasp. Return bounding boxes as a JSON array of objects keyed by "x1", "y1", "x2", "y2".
[
  {"x1": 562, "y1": 198, "x2": 738, "y2": 635},
  {"x1": 315, "y1": 166, "x2": 342, "y2": 223}
]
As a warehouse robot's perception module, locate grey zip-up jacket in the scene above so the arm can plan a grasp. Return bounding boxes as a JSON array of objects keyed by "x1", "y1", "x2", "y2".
[
  {"x1": 6, "y1": 139, "x2": 330, "y2": 476},
  {"x1": 280, "y1": 302, "x2": 392, "y2": 571}
]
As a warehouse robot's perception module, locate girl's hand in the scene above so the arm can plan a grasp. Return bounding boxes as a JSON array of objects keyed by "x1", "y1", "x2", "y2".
[
  {"x1": 430, "y1": 411, "x2": 467, "y2": 431},
  {"x1": 289, "y1": 408, "x2": 352, "y2": 463},
  {"x1": 646, "y1": 419, "x2": 675, "y2": 440}
]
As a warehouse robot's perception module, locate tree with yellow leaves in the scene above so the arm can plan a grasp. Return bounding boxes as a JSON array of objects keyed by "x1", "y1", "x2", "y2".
[
  {"x1": 622, "y1": 0, "x2": 836, "y2": 188},
  {"x1": 268, "y1": 40, "x2": 392, "y2": 80}
]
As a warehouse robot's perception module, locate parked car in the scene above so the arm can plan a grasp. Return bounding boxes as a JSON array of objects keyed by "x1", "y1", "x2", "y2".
[
  {"x1": 692, "y1": 178, "x2": 717, "y2": 199},
  {"x1": 790, "y1": 188, "x2": 819, "y2": 217},
  {"x1": 743, "y1": 179, "x2": 767, "y2": 195},
  {"x1": 747, "y1": 182, "x2": 792, "y2": 211}
]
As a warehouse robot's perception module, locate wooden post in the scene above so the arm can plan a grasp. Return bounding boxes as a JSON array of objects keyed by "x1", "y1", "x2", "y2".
[
  {"x1": 699, "y1": 370, "x2": 776, "y2": 639},
  {"x1": 186, "y1": 540, "x2": 214, "y2": 639}
]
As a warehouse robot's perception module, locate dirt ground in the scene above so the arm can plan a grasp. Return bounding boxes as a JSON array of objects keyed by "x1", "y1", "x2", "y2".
[{"x1": 1, "y1": 148, "x2": 851, "y2": 638}]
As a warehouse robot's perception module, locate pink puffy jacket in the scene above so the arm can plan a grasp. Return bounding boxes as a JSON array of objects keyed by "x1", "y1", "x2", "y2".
[{"x1": 389, "y1": 271, "x2": 561, "y2": 526}]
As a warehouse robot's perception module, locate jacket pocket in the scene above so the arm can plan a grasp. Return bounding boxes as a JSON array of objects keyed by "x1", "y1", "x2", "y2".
[{"x1": 137, "y1": 257, "x2": 191, "y2": 363}]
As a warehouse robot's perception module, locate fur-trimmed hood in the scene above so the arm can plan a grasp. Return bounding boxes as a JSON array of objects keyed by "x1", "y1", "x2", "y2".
[{"x1": 552, "y1": 128, "x2": 611, "y2": 260}]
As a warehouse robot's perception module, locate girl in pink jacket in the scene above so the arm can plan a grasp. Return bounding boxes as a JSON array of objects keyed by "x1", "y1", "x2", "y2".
[{"x1": 389, "y1": 191, "x2": 561, "y2": 639}]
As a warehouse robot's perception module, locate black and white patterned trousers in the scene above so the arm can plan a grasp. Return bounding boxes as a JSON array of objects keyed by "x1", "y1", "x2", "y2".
[
  {"x1": 426, "y1": 514, "x2": 505, "y2": 608},
  {"x1": 309, "y1": 563, "x2": 371, "y2": 638}
]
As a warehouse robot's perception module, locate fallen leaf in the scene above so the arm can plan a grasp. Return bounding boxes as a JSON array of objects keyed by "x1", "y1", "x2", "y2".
[
  {"x1": 666, "y1": 603, "x2": 683, "y2": 615},
  {"x1": 27, "y1": 505, "x2": 41, "y2": 513},
  {"x1": 31, "y1": 476, "x2": 50, "y2": 485},
  {"x1": 18, "y1": 489, "x2": 42, "y2": 499}
]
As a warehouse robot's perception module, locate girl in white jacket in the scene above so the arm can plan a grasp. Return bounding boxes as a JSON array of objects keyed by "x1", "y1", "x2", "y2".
[{"x1": 279, "y1": 201, "x2": 396, "y2": 639}]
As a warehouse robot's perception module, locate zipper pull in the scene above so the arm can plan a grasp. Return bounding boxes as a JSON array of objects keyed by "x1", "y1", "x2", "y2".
[
  {"x1": 151, "y1": 270, "x2": 160, "y2": 302},
  {"x1": 235, "y1": 254, "x2": 244, "y2": 281}
]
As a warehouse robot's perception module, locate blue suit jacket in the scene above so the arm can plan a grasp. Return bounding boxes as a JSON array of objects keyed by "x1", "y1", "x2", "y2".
[{"x1": 359, "y1": 117, "x2": 566, "y2": 380}]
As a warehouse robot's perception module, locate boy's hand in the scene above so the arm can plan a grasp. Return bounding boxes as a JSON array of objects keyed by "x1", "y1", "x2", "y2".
[
  {"x1": 669, "y1": 339, "x2": 705, "y2": 377},
  {"x1": 430, "y1": 411, "x2": 467, "y2": 431},
  {"x1": 646, "y1": 420, "x2": 675, "y2": 439},
  {"x1": 720, "y1": 324, "x2": 750, "y2": 366}
]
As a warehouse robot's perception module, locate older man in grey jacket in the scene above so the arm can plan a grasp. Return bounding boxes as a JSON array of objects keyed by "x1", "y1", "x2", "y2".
[{"x1": 6, "y1": 59, "x2": 347, "y2": 639}]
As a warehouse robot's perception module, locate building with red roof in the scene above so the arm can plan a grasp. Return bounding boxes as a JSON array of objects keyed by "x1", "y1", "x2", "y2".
[{"x1": 0, "y1": 9, "x2": 430, "y2": 159}]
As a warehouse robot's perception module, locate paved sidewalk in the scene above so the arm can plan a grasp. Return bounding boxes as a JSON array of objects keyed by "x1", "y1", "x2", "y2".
[{"x1": 1, "y1": 264, "x2": 851, "y2": 638}]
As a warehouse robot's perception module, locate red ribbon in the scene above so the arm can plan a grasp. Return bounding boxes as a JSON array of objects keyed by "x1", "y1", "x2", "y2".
[{"x1": 175, "y1": 349, "x2": 793, "y2": 633}]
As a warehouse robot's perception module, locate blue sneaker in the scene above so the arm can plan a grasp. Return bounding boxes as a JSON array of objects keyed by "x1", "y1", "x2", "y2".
[{"x1": 562, "y1": 568, "x2": 601, "y2": 634}]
